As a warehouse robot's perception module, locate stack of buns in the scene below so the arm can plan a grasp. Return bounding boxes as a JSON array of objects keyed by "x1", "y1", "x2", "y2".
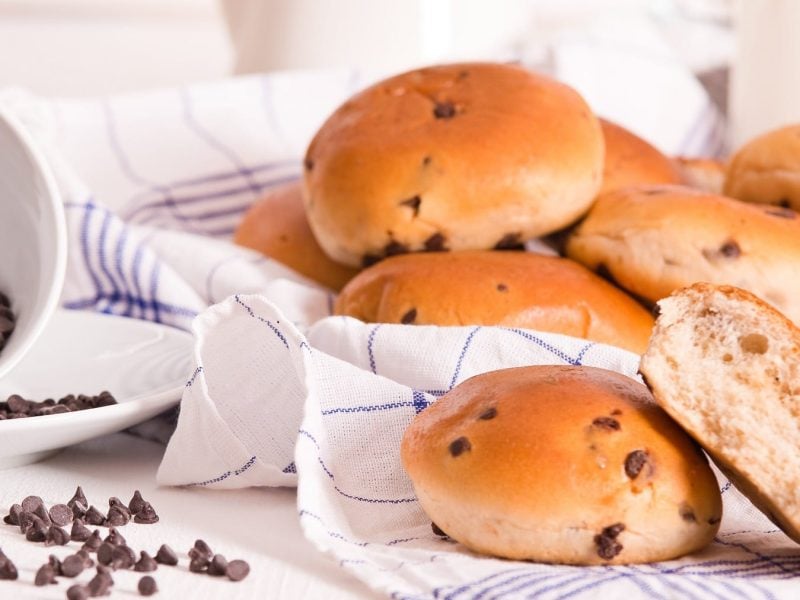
[{"x1": 233, "y1": 61, "x2": 800, "y2": 565}]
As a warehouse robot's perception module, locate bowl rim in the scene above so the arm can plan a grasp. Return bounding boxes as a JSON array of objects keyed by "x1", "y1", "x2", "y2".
[{"x1": 0, "y1": 108, "x2": 68, "y2": 380}]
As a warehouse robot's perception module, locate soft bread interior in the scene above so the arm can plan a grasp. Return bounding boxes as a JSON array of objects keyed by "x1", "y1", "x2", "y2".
[{"x1": 640, "y1": 283, "x2": 800, "y2": 542}]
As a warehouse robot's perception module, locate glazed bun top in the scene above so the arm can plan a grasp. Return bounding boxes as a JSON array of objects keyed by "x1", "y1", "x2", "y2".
[{"x1": 303, "y1": 62, "x2": 605, "y2": 267}]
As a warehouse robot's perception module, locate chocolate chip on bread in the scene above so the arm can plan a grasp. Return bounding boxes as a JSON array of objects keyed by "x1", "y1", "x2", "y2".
[{"x1": 401, "y1": 365, "x2": 722, "y2": 564}]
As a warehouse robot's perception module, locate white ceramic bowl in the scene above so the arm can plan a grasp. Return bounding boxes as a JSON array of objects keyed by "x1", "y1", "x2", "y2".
[{"x1": 0, "y1": 109, "x2": 67, "y2": 380}]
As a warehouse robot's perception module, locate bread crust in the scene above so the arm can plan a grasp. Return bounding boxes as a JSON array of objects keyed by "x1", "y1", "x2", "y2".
[
  {"x1": 304, "y1": 62, "x2": 604, "y2": 267},
  {"x1": 334, "y1": 250, "x2": 654, "y2": 353},
  {"x1": 673, "y1": 156, "x2": 725, "y2": 194},
  {"x1": 234, "y1": 182, "x2": 359, "y2": 290},
  {"x1": 565, "y1": 184, "x2": 800, "y2": 322},
  {"x1": 401, "y1": 365, "x2": 722, "y2": 564}
]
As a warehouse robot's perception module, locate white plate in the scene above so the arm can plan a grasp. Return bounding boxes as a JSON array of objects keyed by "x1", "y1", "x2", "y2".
[{"x1": 0, "y1": 309, "x2": 193, "y2": 469}]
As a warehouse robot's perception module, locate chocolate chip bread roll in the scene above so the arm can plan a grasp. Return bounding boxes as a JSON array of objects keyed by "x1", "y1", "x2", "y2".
[
  {"x1": 640, "y1": 283, "x2": 800, "y2": 544},
  {"x1": 303, "y1": 62, "x2": 604, "y2": 267},
  {"x1": 334, "y1": 251, "x2": 654, "y2": 354},
  {"x1": 401, "y1": 365, "x2": 722, "y2": 564},
  {"x1": 565, "y1": 185, "x2": 800, "y2": 322},
  {"x1": 599, "y1": 119, "x2": 682, "y2": 196},
  {"x1": 234, "y1": 182, "x2": 359, "y2": 291}
]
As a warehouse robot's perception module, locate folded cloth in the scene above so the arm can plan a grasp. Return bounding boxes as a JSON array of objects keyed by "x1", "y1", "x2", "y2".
[{"x1": 1, "y1": 32, "x2": 781, "y2": 599}]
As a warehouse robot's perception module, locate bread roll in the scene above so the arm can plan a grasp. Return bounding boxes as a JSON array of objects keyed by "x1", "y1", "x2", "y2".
[
  {"x1": 640, "y1": 283, "x2": 800, "y2": 543},
  {"x1": 334, "y1": 250, "x2": 654, "y2": 353},
  {"x1": 303, "y1": 62, "x2": 604, "y2": 268},
  {"x1": 673, "y1": 156, "x2": 725, "y2": 194},
  {"x1": 599, "y1": 119, "x2": 682, "y2": 195},
  {"x1": 565, "y1": 184, "x2": 800, "y2": 322},
  {"x1": 401, "y1": 365, "x2": 722, "y2": 564},
  {"x1": 234, "y1": 182, "x2": 358, "y2": 291},
  {"x1": 724, "y1": 124, "x2": 800, "y2": 210}
]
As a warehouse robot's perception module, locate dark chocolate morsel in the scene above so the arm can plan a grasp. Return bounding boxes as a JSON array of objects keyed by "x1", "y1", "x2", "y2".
[
  {"x1": 478, "y1": 407, "x2": 497, "y2": 420},
  {"x1": 494, "y1": 233, "x2": 524, "y2": 250},
  {"x1": 594, "y1": 523, "x2": 625, "y2": 560},
  {"x1": 400, "y1": 308, "x2": 417, "y2": 325},
  {"x1": 138, "y1": 575, "x2": 158, "y2": 596},
  {"x1": 226, "y1": 559, "x2": 250, "y2": 582},
  {"x1": 448, "y1": 436, "x2": 471, "y2": 457},
  {"x1": 433, "y1": 102, "x2": 456, "y2": 119},
  {"x1": 423, "y1": 232, "x2": 447, "y2": 252},
  {"x1": 399, "y1": 195, "x2": 422, "y2": 216},
  {"x1": 592, "y1": 416, "x2": 621, "y2": 431},
  {"x1": 624, "y1": 450, "x2": 649, "y2": 479}
]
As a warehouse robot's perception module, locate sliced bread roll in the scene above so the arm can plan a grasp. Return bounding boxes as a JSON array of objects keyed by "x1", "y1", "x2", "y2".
[{"x1": 640, "y1": 282, "x2": 800, "y2": 543}]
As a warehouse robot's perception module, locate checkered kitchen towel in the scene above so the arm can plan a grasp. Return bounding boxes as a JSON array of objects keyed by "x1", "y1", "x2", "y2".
[{"x1": 4, "y1": 26, "x2": 785, "y2": 600}]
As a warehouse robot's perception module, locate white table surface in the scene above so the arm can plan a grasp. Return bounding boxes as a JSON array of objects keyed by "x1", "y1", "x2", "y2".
[{"x1": 0, "y1": 433, "x2": 382, "y2": 599}]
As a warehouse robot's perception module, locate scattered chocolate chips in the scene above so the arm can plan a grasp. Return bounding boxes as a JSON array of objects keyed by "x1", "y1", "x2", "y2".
[
  {"x1": 87, "y1": 568, "x2": 114, "y2": 596},
  {"x1": 82, "y1": 530, "x2": 103, "y2": 552},
  {"x1": 138, "y1": 575, "x2": 158, "y2": 596},
  {"x1": 61, "y1": 554, "x2": 85, "y2": 578},
  {"x1": 3, "y1": 503, "x2": 22, "y2": 526},
  {"x1": 106, "y1": 505, "x2": 130, "y2": 527},
  {"x1": 49, "y1": 503, "x2": 73, "y2": 527},
  {"x1": 48, "y1": 554, "x2": 63, "y2": 575},
  {"x1": 496, "y1": 283, "x2": 508, "y2": 292},
  {"x1": 155, "y1": 544, "x2": 178, "y2": 566},
  {"x1": 68, "y1": 486, "x2": 88, "y2": 509},
  {"x1": 494, "y1": 232, "x2": 525, "y2": 250},
  {"x1": 33, "y1": 503, "x2": 52, "y2": 526},
  {"x1": 192, "y1": 539, "x2": 214, "y2": 562},
  {"x1": 21, "y1": 495, "x2": 44, "y2": 513},
  {"x1": 25, "y1": 516, "x2": 48, "y2": 542},
  {"x1": 400, "y1": 308, "x2": 417, "y2": 325},
  {"x1": 111, "y1": 544, "x2": 136, "y2": 570},
  {"x1": 189, "y1": 557, "x2": 208, "y2": 573},
  {"x1": 207, "y1": 554, "x2": 228, "y2": 577},
  {"x1": 0, "y1": 391, "x2": 118, "y2": 420},
  {"x1": 594, "y1": 523, "x2": 625, "y2": 560},
  {"x1": 478, "y1": 407, "x2": 497, "y2": 420},
  {"x1": 67, "y1": 584, "x2": 90, "y2": 600},
  {"x1": 384, "y1": 240, "x2": 409, "y2": 257},
  {"x1": 592, "y1": 417, "x2": 621, "y2": 431},
  {"x1": 71, "y1": 519, "x2": 92, "y2": 542},
  {"x1": 97, "y1": 542, "x2": 115, "y2": 566},
  {"x1": 76, "y1": 550, "x2": 95, "y2": 569},
  {"x1": 448, "y1": 436, "x2": 471, "y2": 457},
  {"x1": 46, "y1": 525, "x2": 71, "y2": 546},
  {"x1": 128, "y1": 490, "x2": 146, "y2": 516},
  {"x1": 105, "y1": 527, "x2": 126, "y2": 547},
  {"x1": 0, "y1": 293, "x2": 15, "y2": 354},
  {"x1": 423, "y1": 232, "x2": 447, "y2": 252},
  {"x1": 719, "y1": 240, "x2": 741, "y2": 258},
  {"x1": 624, "y1": 450, "x2": 649, "y2": 479},
  {"x1": 679, "y1": 502, "x2": 697, "y2": 523},
  {"x1": 226, "y1": 559, "x2": 250, "y2": 582},
  {"x1": 84, "y1": 505, "x2": 107, "y2": 527},
  {"x1": 34, "y1": 563, "x2": 57, "y2": 586},
  {"x1": 134, "y1": 552, "x2": 158, "y2": 572},
  {"x1": 0, "y1": 553, "x2": 18, "y2": 580},
  {"x1": 433, "y1": 101, "x2": 456, "y2": 119},
  {"x1": 399, "y1": 195, "x2": 422, "y2": 217},
  {"x1": 133, "y1": 502, "x2": 159, "y2": 525}
]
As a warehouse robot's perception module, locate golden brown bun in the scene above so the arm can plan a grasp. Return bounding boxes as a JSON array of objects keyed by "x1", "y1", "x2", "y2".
[
  {"x1": 401, "y1": 365, "x2": 722, "y2": 564},
  {"x1": 334, "y1": 251, "x2": 654, "y2": 354},
  {"x1": 673, "y1": 156, "x2": 725, "y2": 194},
  {"x1": 725, "y1": 124, "x2": 800, "y2": 210},
  {"x1": 565, "y1": 184, "x2": 800, "y2": 323},
  {"x1": 641, "y1": 283, "x2": 800, "y2": 544},
  {"x1": 599, "y1": 119, "x2": 682, "y2": 195},
  {"x1": 234, "y1": 182, "x2": 359, "y2": 291},
  {"x1": 304, "y1": 62, "x2": 604, "y2": 268}
]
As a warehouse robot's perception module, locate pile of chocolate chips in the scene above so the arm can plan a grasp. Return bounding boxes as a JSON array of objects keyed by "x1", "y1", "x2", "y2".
[
  {"x1": 0, "y1": 292, "x2": 14, "y2": 354},
  {"x1": 0, "y1": 391, "x2": 117, "y2": 420},
  {"x1": 2, "y1": 486, "x2": 251, "y2": 598}
]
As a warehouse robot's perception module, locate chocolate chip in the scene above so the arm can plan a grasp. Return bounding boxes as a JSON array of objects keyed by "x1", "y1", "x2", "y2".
[
  {"x1": 422, "y1": 155, "x2": 432, "y2": 166},
  {"x1": 448, "y1": 436, "x2": 471, "y2": 457},
  {"x1": 0, "y1": 556, "x2": 18, "y2": 580},
  {"x1": 610, "y1": 409, "x2": 622, "y2": 416},
  {"x1": 68, "y1": 486, "x2": 88, "y2": 509},
  {"x1": 62, "y1": 554, "x2": 85, "y2": 578},
  {"x1": 138, "y1": 575, "x2": 158, "y2": 596},
  {"x1": 719, "y1": 240, "x2": 741, "y2": 258},
  {"x1": 594, "y1": 523, "x2": 625, "y2": 560},
  {"x1": 362, "y1": 254, "x2": 381, "y2": 268},
  {"x1": 494, "y1": 232, "x2": 524, "y2": 250},
  {"x1": 71, "y1": 519, "x2": 92, "y2": 542},
  {"x1": 304, "y1": 157, "x2": 314, "y2": 171},
  {"x1": 592, "y1": 417, "x2": 621, "y2": 431},
  {"x1": 400, "y1": 308, "x2": 417, "y2": 324},
  {"x1": 81, "y1": 530, "x2": 103, "y2": 552},
  {"x1": 189, "y1": 557, "x2": 208, "y2": 573},
  {"x1": 105, "y1": 527, "x2": 126, "y2": 547},
  {"x1": 128, "y1": 490, "x2": 146, "y2": 515},
  {"x1": 111, "y1": 544, "x2": 136, "y2": 570},
  {"x1": 708, "y1": 516, "x2": 721, "y2": 525},
  {"x1": 97, "y1": 542, "x2": 115, "y2": 566},
  {"x1": 46, "y1": 525, "x2": 70, "y2": 546},
  {"x1": 49, "y1": 503, "x2": 73, "y2": 526},
  {"x1": 478, "y1": 407, "x2": 497, "y2": 420},
  {"x1": 3, "y1": 503, "x2": 22, "y2": 525},
  {"x1": 33, "y1": 503, "x2": 52, "y2": 526},
  {"x1": 431, "y1": 522, "x2": 447, "y2": 537},
  {"x1": 496, "y1": 283, "x2": 508, "y2": 292},
  {"x1": 26, "y1": 516, "x2": 48, "y2": 542},
  {"x1": 155, "y1": 544, "x2": 178, "y2": 566},
  {"x1": 21, "y1": 495, "x2": 44, "y2": 512},
  {"x1": 48, "y1": 554, "x2": 62, "y2": 575},
  {"x1": 107, "y1": 505, "x2": 130, "y2": 527},
  {"x1": 17, "y1": 510, "x2": 34, "y2": 533},
  {"x1": 87, "y1": 570, "x2": 114, "y2": 596},
  {"x1": 84, "y1": 505, "x2": 106, "y2": 526},
  {"x1": 624, "y1": 450, "x2": 649, "y2": 479},
  {"x1": 679, "y1": 502, "x2": 697, "y2": 523},
  {"x1": 191, "y1": 539, "x2": 214, "y2": 562},
  {"x1": 76, "y1": 550, "x2": 95, "y2": 568},
  {"x1": 34, "y1": 563, "x2": 57, "y2": 586},
  {"x1": 134, "y1": 552, "x2": 158, "y2": 573},
  {"x1": 384, "y1": 240, "x2": 409, "y2": 257},
  {"x1": 423, "y1": 232, "x2": 447, "y2": 252},
  {"x1": 67, "y1": 584, "x2": 90, "y2": 600},
  {"x1": 433, "y1": 102, "x2": 456, "y2": 119},
  {"x1": 400, "y1": 195, "x2": 422, "y2": 216},
  {"x1": 71, "y1": 501, "x2": 87, "y2": 520},
  {"x1": 133, "y1": 502, "x2": 159, "y2": 524},
  {"x1": 652, "y1": 302, "x2": 662, "y2": 318},
  {"x1": 206, "y1": 554, "x2": 228, "y2": 577},
  {"x1": 226, "y1": 559, "x2": 250, "y2": 582}
]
